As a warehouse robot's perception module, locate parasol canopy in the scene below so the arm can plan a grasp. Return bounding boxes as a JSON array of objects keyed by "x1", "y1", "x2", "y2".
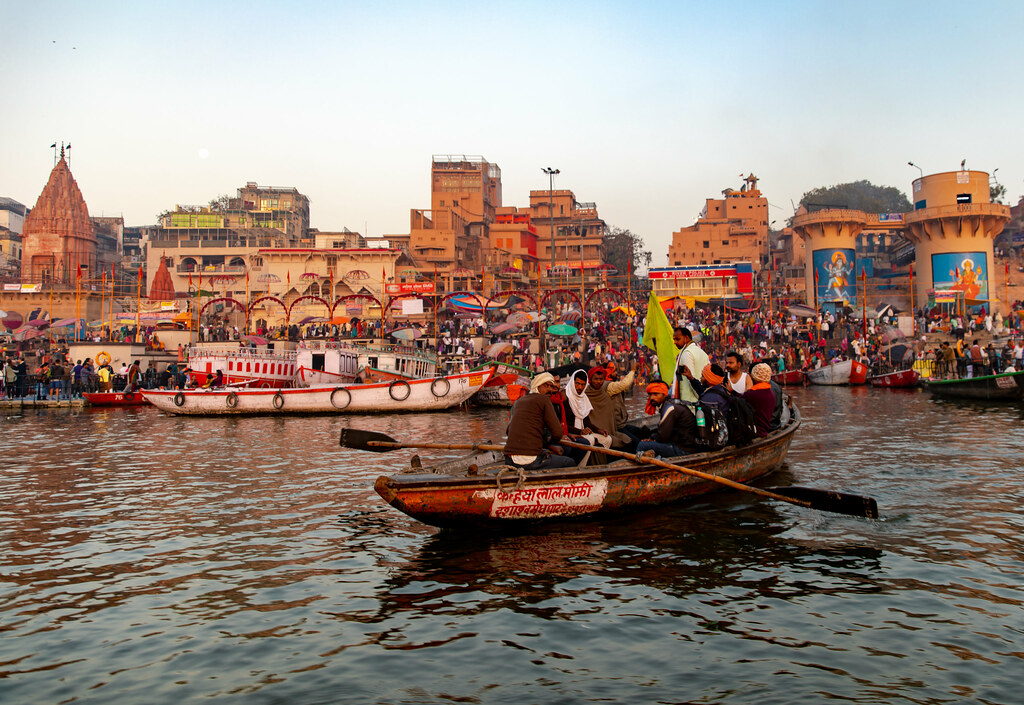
[
  {"x1": 391, "y1": 327, "x2": 422, "y2": 341},
  {"x1": 451, "y1": 267, "x2": 474, "y2": 277},
  {"x1": 296, "y1": 315, "x2": 328, "y2": 325},
  {"x1": 561, "y1": 310, "x2": 583, "y2": 322},
  {"x1": 13, "y1": 327, "x2": 45, "y2": 341},
  {"x1": 877, "y1": 325, "x2": 906, "y2": 343},
  {"x1": 51, "y1": 318, "x2": 81, "y2": 328},
  {"x1": 485, "y1": 342, "x2": 514, "y2": 358},
  {"x1": 611, "y1": 305, "x2": 636, "y2": 316},
  {"x1": 547, "y1": 323, "x2": 577, "y2": 336},
  {"x1": 210, "y1": 275, "x2": 237, "y2": 285},
  {"x1": 0, "y1": 309, "x2": 7, "y2": 319},
  {"x1": 25, "y1": 318, "x2": 49, "y2": 329},
  {"x1": 788, "y1": 304, "x2": 818, "y2": 318},
  {"x1": 596, "y1": 263, "x2": 617, "y2": 273},
  {"x1": 491, "y1": 322, "x2": 516, "y2": 334},
  {"x1": 257, "y1": 273, "x2": 281, "y2": 283},
  {"x1": 549, "y1": 265, "x2": 572, "y2": 276},
  {"x1": 241, "y1": 335, "x2": 268, "y2": 345},
  {"x1": 330, "y1": 315, "x2": 351, "y2": 325},
  {"x1": 344, "y1": 270, "x2": 370, "y2": 281},
  {"x1": 506, "y1": 311, "x2": 532, "y2": 326},
  {"x1": 300, "y1": 272, "x2": 319, "y2": 280}
]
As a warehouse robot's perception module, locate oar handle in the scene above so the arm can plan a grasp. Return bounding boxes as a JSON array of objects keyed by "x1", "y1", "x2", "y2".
[
  {"x1": 558, "y1": 440, "x2": 813, "y2": 509},
  {"x1": 368, "y1": 440, "x2": 506, "y2": 453}
]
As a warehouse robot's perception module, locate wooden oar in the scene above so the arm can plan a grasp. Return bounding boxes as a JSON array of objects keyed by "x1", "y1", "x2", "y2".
[{"x1": 340, "y1": 428, "x2": 879, "y2": 518}]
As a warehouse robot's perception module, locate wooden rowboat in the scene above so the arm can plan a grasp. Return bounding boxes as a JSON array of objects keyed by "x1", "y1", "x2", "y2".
[
  {"x1": 868, "y1": 368, "x2": 920, "y2": 388},
  {"x1": 82, "y1": 391, "x2": 150, "y2": 406},
  {"x1": 772, "y1": 369, "x2": 805, "y2": 386},
  {"x1": 806, "y1": 359, "x2": 868, "y2": 386},
  {"x1": 921, "y1": 370, "x2": 1024, "y2": 401},
  {"x1": 372, "y1": 405, "x2": 801, "y2": 528}
]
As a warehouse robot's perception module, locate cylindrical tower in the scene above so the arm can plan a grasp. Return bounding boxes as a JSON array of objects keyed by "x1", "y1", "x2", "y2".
[
  {"x1": 904, "y1": 171, "x2": 1009, "y2": 313},
  {"x1": 791, "y1": 209, "x2": 866, "y2": 310}
]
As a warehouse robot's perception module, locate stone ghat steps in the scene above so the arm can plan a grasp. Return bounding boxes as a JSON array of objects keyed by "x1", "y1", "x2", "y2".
[{"x1": 0, "y1": 399, "x2": 87, "y2": 409}]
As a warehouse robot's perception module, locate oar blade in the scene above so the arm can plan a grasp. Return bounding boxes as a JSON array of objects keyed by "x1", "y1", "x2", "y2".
[
  {"x1": 339, "y1": 428, "x2": 400, "y2": 452},
  {"x1": 769, "y1": 486, "x2": 879, "y2": 519}
]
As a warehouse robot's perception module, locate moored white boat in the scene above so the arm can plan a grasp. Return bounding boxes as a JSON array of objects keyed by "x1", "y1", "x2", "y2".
[
  {"x1": 188, "y1": 343, "x2": 297, "y2": 388},
  {"x1": 142, "y1": 368, "x2": 493, "y2": 415},
  {"x1": 296, "y1": 341, "x2": 437, "y2": 386},
  {"x1": 806, "y1": 359, "x2": 868, "y2": 386}
]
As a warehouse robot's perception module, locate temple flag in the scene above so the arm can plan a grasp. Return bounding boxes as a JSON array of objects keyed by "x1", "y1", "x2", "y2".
[{"x1": 641, "y1": 291, "x2": 680, "y2": 384}]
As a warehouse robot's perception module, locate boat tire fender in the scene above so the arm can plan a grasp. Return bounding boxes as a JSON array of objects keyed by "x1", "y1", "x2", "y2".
[
  {"x1": 226, "y1": 392, "x2": 238, "y2": 408},
  {"x1": 330, "y1": 387, "x2": 351, "y2": 409},
  {"x1": 97, "y1": 351, "x2": 111, "y2": 366},
  {"x1": 124, "y1": 391, "x2": 134, "y2": 402},
  {"x1": 430, "y1": 377, "x2": 450, "y2": 397},
  {"x1": 173, "y1": 392, "x2": 186, "y2": 407},
  {"x1": 389, "y1": 379, "x2": 411, "y2": 401},
  {"x1": 273, "y1": 391, "x2": 285, "y2": 409}
]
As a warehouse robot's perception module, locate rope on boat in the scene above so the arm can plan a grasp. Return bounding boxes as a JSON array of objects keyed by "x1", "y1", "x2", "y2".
[{"x1": 494, "y1": 466, "x2": 527, "y2": 493}]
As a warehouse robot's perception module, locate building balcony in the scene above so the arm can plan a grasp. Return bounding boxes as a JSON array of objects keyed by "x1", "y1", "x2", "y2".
[{"x1": 175, "y1": 265, "x2": 248, "y2": 275}]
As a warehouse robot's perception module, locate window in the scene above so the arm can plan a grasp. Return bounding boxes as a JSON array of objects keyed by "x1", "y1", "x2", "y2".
[
  {"x1": 703, "y1": 241, "x2": 710, "y2": 248},
  {"x1": 956, "y1": 193, "x2": 972, "y2": 204}
]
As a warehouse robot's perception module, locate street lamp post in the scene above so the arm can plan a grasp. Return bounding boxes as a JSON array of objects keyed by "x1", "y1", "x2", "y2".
[
  {"x1": 542, "y1": 167, "x2": 559, "y2": 289},
  {"x1": 907, "y1": 161, "x2": 923, "y2": 179}
]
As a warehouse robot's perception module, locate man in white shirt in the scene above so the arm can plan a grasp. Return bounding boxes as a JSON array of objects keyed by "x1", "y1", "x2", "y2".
[
  {"x1": 671, "y1": 327, "x2": 709, "y2": 403},
  {"x1": 725, "y1": 350, "x2": 752, "y2": 394}
]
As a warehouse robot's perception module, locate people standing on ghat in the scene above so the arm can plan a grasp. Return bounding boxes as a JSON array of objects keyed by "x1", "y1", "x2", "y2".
[
  {"x1": 503, "y1": 372, "x2": 576, "y2": 471},
  {"x1": 635, "y1": 381, "x2": 698, "y2": 458},
  {"x1": 97, "y1": 361, "x2": 112, "y2": 392},
  {"x1": 124, "y1": 361, "x2": 141, "y2": 392},
  {"x1": 3, "y1": 358, "x2": 16, "y2": 398},
  {"x1": 743, "y1": 364, "x2": 776, "y2": 437},
  {"x1": 48, "y1": 359, "x2": 65, "y2": 399},
  {"x1": 71, "y1": 360, "x2": 83, "y2": 398},
  {"x1": 671, "y1": 326, "x2": 710, "y2": 402}
]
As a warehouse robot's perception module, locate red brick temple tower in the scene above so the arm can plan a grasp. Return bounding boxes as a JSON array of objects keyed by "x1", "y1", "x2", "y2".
[{"x1": 21, "y1": 145, "x2": 96, "y2": 285}]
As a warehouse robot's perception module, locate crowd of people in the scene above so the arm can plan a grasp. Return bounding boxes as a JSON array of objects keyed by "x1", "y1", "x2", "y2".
[{"x1": 0, "y1": 352, "x2": 187, "y2": 400}]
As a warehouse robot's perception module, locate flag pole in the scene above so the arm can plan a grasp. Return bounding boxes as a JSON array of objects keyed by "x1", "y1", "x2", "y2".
[
  {"x1": 136, "y1": 264, "x2": 143, "y2": 344},
  {"x1": 861, "y1": 267, "x2": 867, "y2": 342},
  {"x1": 909, "y1": 264, "x2": 915, "y2": 337},
  {"x1": 75, "y1": 266, "x2": 81, "y2": 342},
  {"x1": 101, "y1": 271, "x2": 106, "y2": 341}
]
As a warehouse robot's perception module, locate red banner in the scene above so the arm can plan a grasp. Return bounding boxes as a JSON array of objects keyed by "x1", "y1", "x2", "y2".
[{"x1": 386, "y1": 282, "x2": 435, "y2": 295}]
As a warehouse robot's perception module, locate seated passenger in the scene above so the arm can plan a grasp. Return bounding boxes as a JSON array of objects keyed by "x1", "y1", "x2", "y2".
[
  {"x1": 742, "y1": 363, "x2": 775, "y2": 437},
  {"x1": 636, "y1": 381, "x2": 698, "y2": 458},
  {"x1": 504, "y1": 372, "x2": 577, "y2": 471}
]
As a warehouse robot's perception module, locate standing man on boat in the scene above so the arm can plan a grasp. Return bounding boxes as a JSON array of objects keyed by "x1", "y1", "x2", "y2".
[
  {"x1": 504, "y1": 372, "x2": 578, "y2": 471},
  {"x1": 671, "y1": 327, "x2": 710, "y2": 403}
]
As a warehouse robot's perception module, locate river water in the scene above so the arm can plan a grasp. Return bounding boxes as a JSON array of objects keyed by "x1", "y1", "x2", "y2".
[{"x1": 1, "y1": 387, "x2": 1021, "y2": 704}]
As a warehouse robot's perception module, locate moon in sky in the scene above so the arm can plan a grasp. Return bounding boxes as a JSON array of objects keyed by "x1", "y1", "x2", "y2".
[{"x1": 198, "y1": 148, "x2": 209, "y2": 159}]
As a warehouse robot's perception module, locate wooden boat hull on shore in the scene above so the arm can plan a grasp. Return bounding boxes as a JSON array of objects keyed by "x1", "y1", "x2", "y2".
[
  {"x1": 772, "y1": 369, "x2": 805, "y2": 386},
  {"x1": 374, "y1": 406, "x2": 800, "y2": 528},
  {"x1": 921, "y1": 370, "x2": 1024, "y2": 400},
  {"x1": 142, "y1": 369, "x2": 492, "y2": 415},
  {"x1": 869, "y1": 369, "x2": 920, "y2": 388},
  {"x1": 82, "y1": 391, "x2": 150, "y2": 406},
  {"x1": 806, "y1": 359, "x2": 868, "y2": 386}
]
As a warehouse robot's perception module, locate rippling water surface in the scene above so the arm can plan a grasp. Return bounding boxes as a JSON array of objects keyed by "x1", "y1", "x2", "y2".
[{"x1": 1, "y1": 388, "x2": 1022, "y2": 704}]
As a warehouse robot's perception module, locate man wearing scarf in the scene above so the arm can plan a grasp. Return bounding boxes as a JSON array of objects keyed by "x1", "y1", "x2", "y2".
[
  {"x1": 560, "y1": 369, "x2": 612, "y2": 465},
  {"x1": 635, "y1": 381, "x2": 698, "y2": 458},
  {"x1": 504, "y1": 372, "x2": 578, "y2": 470},
  {"x1": 696, "y1": 363, "x2": 732, "y2": 415},
  {"x1": 743, "y1": 363, "x2": 776, "y2": 437},
  {"x1": 584, "y1": 363, "x2": 637, "y2": 450}
]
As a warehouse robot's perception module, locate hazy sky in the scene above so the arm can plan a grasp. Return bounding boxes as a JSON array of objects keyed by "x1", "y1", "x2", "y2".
[{"x1": 2, "y1": 1, "x2": 1020, "y2": 266}]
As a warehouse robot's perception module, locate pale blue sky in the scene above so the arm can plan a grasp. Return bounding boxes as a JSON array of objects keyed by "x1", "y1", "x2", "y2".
[{"x1": 2, "y1": 1, "x2": 1020, "y2": 265}]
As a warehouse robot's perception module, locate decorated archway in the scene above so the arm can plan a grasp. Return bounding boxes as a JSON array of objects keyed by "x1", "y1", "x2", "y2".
[
  {"x1": 287, "y1": 294, "x2": 330, "y2": 318},
  {"x1": 330, "y1": 293, "x2": 383, "y2": 317},
  {"x1": 199, "y1": 297, "x2": 248, "y2": 317},
  {"x1": 584, "y1": 287, "x2": 628, "y2": 311},
  {"x1": 540, "y1": 288, "x2": 583, "y2": 312}
]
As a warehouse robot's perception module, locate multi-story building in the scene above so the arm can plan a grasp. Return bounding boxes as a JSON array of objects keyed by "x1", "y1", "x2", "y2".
[
  {"x1": 0, "y1": 197, "x2": 27, "y2": 235},
  {"x1": 486, "y1": 207, "x2": 539, "y2": 287},
  {"x1": 407, "y1": 155, "x2": 502, "y2": 273},
  {"x1": 0, "y1": 197, "x2": 26, "y2": 279},
  {"x1": 528, "y1": 189, "x2": 607, "y2": 286},
  {"x1": 667, "y1": 174, "x2": 769, "y2": 272}
]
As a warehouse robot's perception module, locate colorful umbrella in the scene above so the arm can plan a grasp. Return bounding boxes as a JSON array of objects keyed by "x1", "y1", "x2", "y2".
[
  {"x1": 452, "y1": 267, "x2": 474, "y2": 277},
  {"x1": 549, "y1": 265, "x2": 572, "y2": 276},
  {"x1": 561, "y1": 310, "x2": 583, "y2": 322},
  {"x1": 506, "y1": 312, "x2": 532, "y2": 326},
  {"x1": 611, "y1": 305, "x2": 637, "y2": 316},
  {"x1": 596, "y1": 264, "x2": 617, "y2": 273},
  {"x1": 25, "y1": 318, "x2": 49, "y2": 328},
  {"x1": 51, "y1": 318, "x2": 80, "y2": 328},
  {"x1": 547, "y1": 323, "x2": 577, "y2": 336},
  {"x1": 391, "y1": 328, "x2": 422, "y2": 341},
  {"x1": 257, "y1": 273, "x2": 281, "y2": 283},
  {"x1": 300, "y1": 272, "x2": 319, "y2": 280},
  {"x1": 296, "y1": 315, "x2": 328, "y2": 325},
  {"x1": 241, "y1": 335, "x2": 268, "y2": 345},
  {"x1": 399, "y1": 269, "x2": 422, "y2": 279},
  {"x1": 485, "y1": 342, "x2": 514, "y2": 358},
  {"x1": 330, "y1": 315, "x2": 351, "y2": 325},
  {"x1": 344, "y1": 269, "x2": 370, "y2": 280},
  {"x1": 491, "y1": 322, "x2": 516, "y2": 334},
  {"x1": 13, "y1": 326, "x2": 44, "y2": 341},
  {"x1": 210, "y1": 275, "x2": 237, "y2": 284}
]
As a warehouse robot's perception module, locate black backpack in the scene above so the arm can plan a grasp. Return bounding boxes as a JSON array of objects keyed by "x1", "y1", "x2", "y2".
[
  {"x1": 682, "y1": 400, "x2": 729, "y2": 451},
  {"x1": 725, "y1": 395, "x2": 758, "y2": 447}
]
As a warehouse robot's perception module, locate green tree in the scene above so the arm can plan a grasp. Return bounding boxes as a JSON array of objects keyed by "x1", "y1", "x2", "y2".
[
  {"x1": 990, "y1": 183, "x2": 1007, "y2": 205},
  {"x1": 798, "y1": 180, "x2": 912, "y2": 214},
  {"x1": 208, "y1": 194, "x2": 232, "y2": 211},
  {"x1": 601, "y1": 226, "x2": 652, "y2": 286}
]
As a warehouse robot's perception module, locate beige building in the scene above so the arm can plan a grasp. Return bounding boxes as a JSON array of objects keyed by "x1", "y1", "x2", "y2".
[
  {"x1": 668, "y1": 174, "x2": 768, "y2": 272},
  {"x1": 527, "y1": 189, "x2": 607, "y2": 287}
]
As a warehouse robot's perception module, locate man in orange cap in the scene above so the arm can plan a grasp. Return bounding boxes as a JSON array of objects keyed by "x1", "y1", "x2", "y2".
[
  {"x1": 585, "y1": 362, "x2": 638, "y2": 450},
  {"x1": 635, "y1": 381, "x2": 698, "y2": 458}
]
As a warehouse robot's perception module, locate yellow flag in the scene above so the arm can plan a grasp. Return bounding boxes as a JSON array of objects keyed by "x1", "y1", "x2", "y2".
[{"x1": 641, "y1": 292, "x2": 679, "y2": 383}]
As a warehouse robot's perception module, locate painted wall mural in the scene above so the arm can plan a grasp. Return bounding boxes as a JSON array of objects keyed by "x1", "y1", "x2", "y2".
[
  {"x1": 812, "y1": 248, "x2": 857, "y2": 304},
  {"x1": 931, "y1": 252, "x2": 988, "y2": 302}
]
